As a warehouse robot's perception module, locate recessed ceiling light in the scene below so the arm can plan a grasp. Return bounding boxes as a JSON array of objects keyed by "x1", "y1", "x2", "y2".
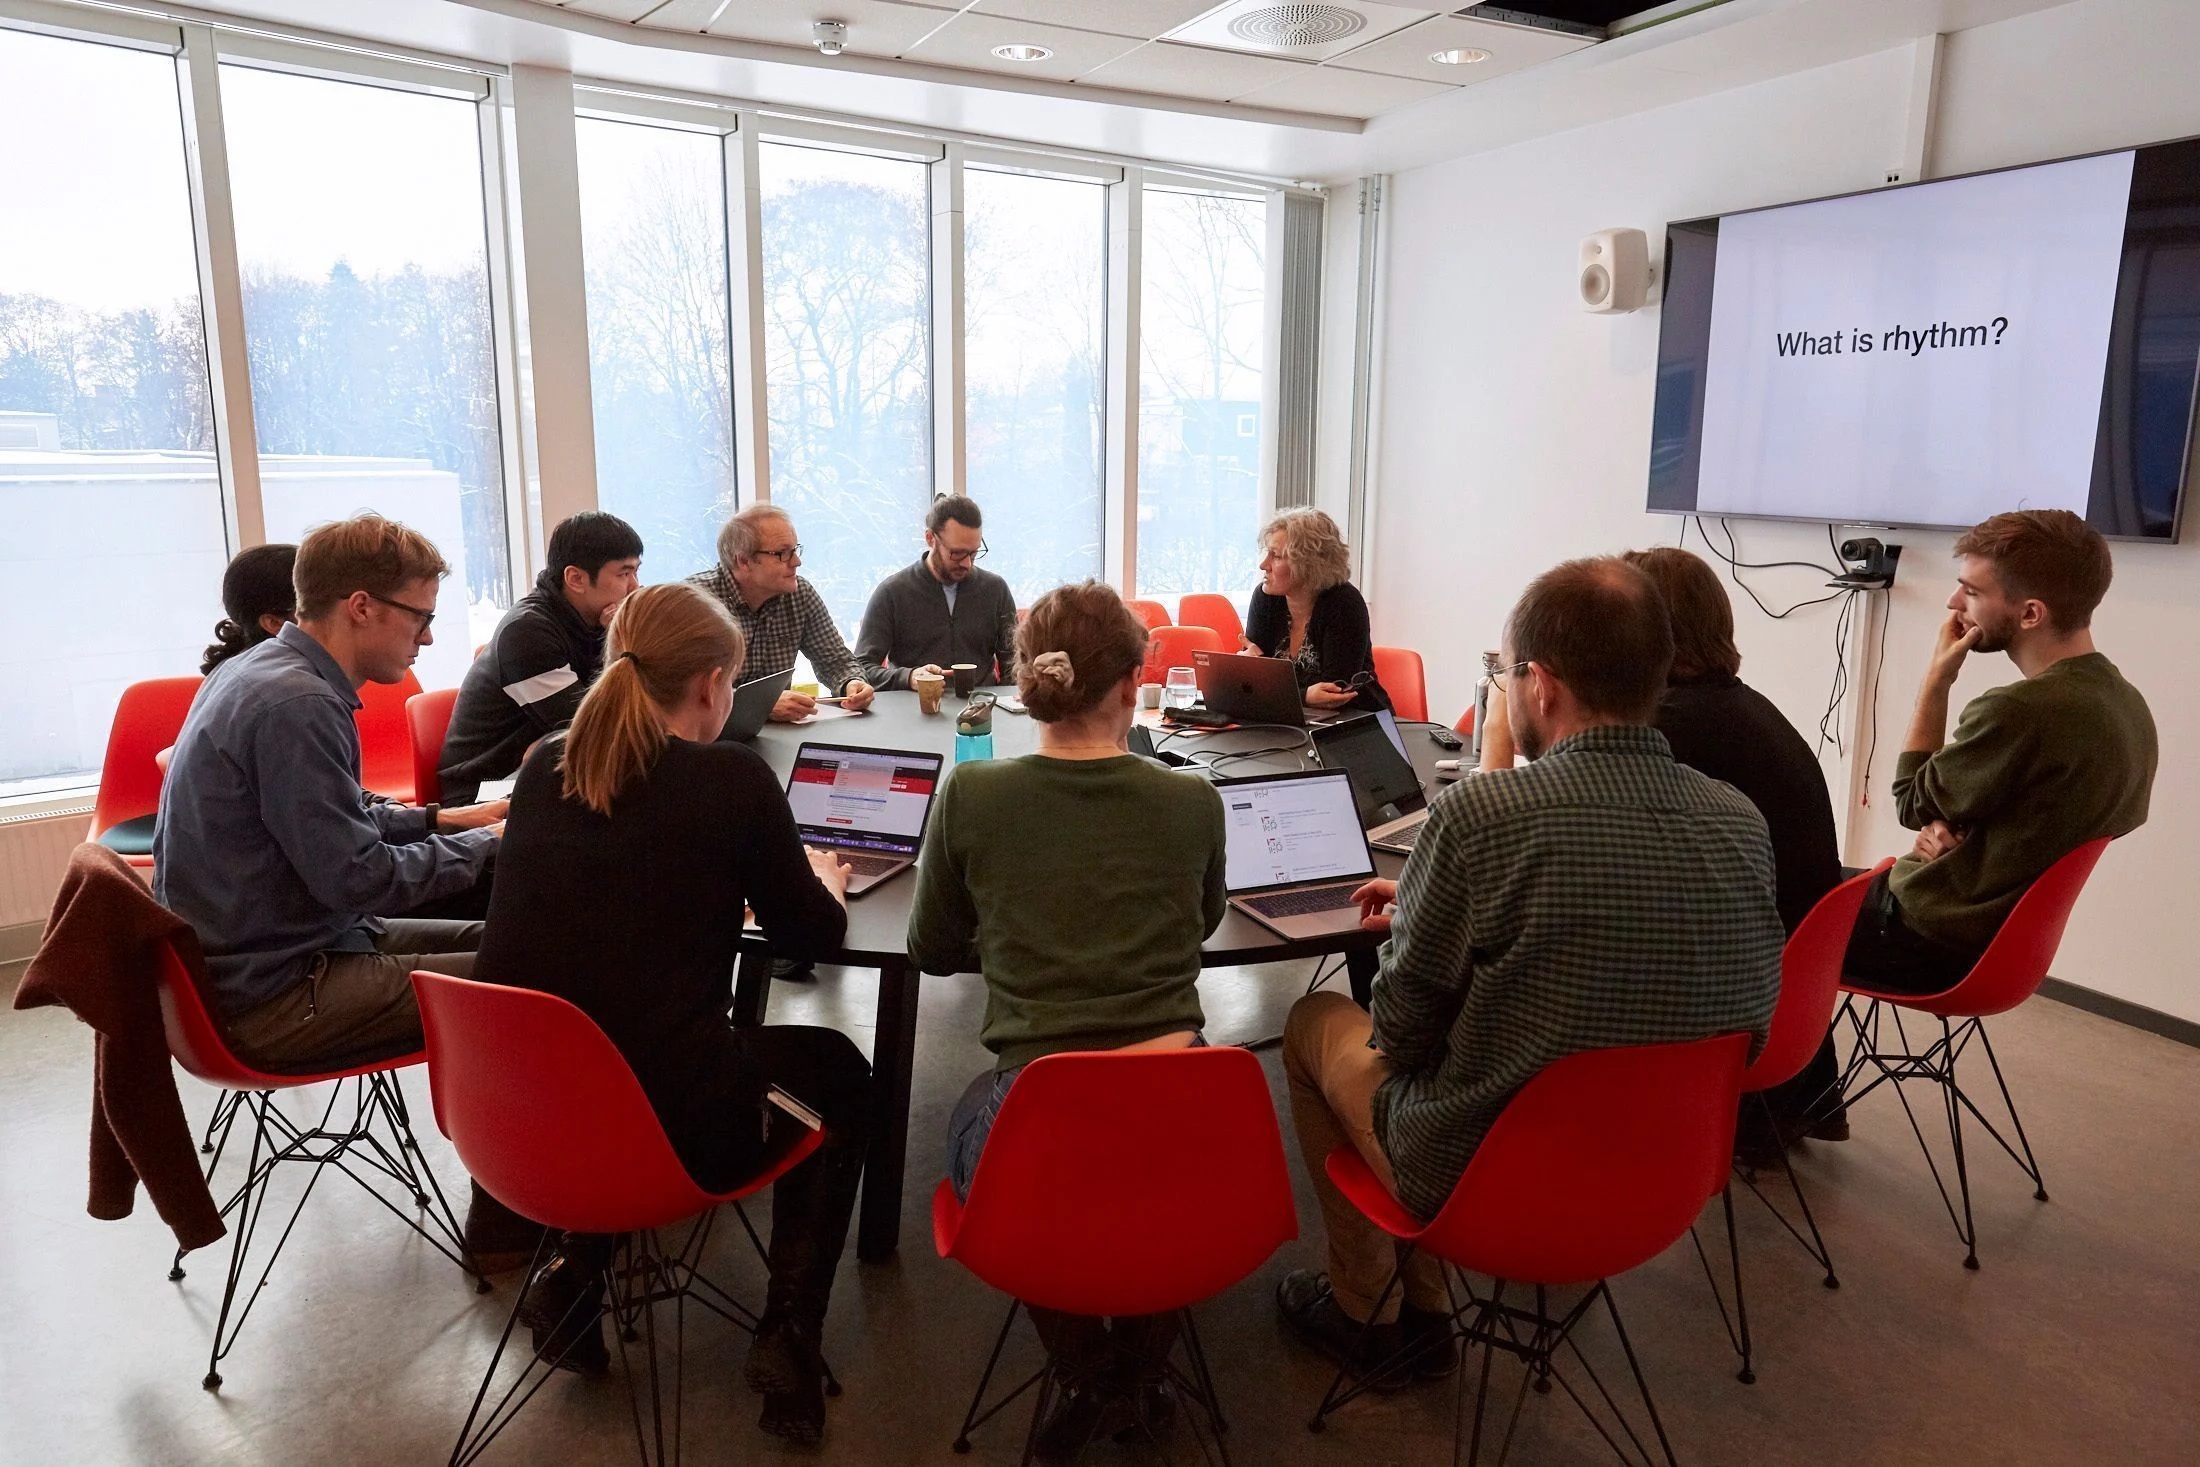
[
  {"x1": 1430, "y1": 47, "x2": 1492, "y2": 65},
  {"x1": 990, "y1": 43, "x2": 1054, "y2": 62}
]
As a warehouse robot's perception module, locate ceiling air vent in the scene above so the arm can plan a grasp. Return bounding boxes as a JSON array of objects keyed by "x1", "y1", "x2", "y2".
[
  {"x1": 1228, "y1": 6, "x2": 1367, "y2": 49},
  {"x1": 1166, "y1": 0, "x2": 1433, "y2": 62}
]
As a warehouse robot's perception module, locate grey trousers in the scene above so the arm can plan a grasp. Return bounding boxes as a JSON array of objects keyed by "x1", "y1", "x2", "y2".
[{"x1": 224, "y1": 919, "x2": 483, "y2": 1070}]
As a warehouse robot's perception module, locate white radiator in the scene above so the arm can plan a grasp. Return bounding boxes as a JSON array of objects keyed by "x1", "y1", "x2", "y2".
[{"x1": 0, "y1": 808, "x2": 93, "y2": 931}]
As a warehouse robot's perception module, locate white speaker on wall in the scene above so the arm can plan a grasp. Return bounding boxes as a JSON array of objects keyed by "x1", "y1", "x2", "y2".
[{"x1": 1579, "y1": 228, "x2": 1651, "y2": 313}]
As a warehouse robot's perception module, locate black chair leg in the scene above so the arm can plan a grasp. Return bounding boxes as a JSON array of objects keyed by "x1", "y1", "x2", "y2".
[
  {"x1": 1720, "y1": 1184, "x2": 1754, "y2": 1384},
  {"x1": 1974, "y1": 1020, "x2": 2050, "y2": 1202}
]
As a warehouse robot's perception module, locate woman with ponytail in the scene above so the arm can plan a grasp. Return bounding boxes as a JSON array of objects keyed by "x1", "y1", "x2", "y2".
[
  {"x1": 473, "y1": 581, "x2": 872, "y2": 1445},
  {"x1": 202, "y1": 544, "x2": 298, "y2": 674},
  {"x1": 907, "y1": 581, "x2": 1228, "y2": 1456}
]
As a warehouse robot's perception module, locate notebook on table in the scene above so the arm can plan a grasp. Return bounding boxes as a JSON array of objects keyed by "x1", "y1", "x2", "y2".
[
  {"x1": 1217, "y1": 769, "x2": 1379, "y2": 941},
  {"x1": 1312, "y1": 709, "x2": 1433, "y2": 856},
  {"x1": 781, "y1": 742, "x2": 944, "y2": 896}
]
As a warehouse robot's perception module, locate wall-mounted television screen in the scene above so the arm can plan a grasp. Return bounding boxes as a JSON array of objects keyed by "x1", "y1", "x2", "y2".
[{"x1": 1647, "y1": 138, "x2": 2200, "y2": 541}]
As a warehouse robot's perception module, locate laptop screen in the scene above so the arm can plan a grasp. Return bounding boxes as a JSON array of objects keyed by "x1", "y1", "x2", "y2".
[
  {"x1": 1218, "y1": 772, "x2": 1377, "y2": 894},
  {"x1": 1313, "y1": 712, "x2": 1424, "y2": 825},
  {"x1": 785, "y1": 744, "x2": 942, "y2": 855}
]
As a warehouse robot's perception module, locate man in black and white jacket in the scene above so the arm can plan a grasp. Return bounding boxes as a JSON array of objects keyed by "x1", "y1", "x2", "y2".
[{"x1": 440, "y1": 511, "x2": 643, "y2": 803}]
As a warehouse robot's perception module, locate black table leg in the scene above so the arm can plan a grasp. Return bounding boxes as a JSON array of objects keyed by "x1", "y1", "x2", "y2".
[
  {"x1": 731, "y1": 945, "x2": 774, "y2": 1028},
  {"x1": 858, "y1": 958, "x2": 919, "y2": 1263},
  {"x1": 1347, "y1": 948, "x2": 1378, "y2": 1008}
]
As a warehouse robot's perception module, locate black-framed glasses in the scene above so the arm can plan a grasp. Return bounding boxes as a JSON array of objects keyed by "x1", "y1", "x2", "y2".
[
  {"x1": 367, "y1": 591, "x2": 436, "y2": 633},
  {"x1": 756, "y1": 544, "x2": 804, "y2": 564},
  {"x1": 941, "y1": 539, "x2": 989, "y2": 565}
]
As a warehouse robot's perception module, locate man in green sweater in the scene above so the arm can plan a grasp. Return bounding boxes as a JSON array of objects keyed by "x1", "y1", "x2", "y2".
[{"x1": 1844, "y1": 509, "x2": 2157, "y2": 994}]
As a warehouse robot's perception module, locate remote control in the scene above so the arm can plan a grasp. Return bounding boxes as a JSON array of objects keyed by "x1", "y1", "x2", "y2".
[{"x1": 1428, "y1": 726, "x2": 1463, "y2": 750}]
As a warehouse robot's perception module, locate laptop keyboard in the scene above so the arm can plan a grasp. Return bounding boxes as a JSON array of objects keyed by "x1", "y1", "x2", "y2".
[
  {"x1": 1243, "y1": 884, "x2": 1363, "y2": 919},
  {"x1": 1377, "y1": 818, "x2": 1428, "y2": 851},
  {"x1": 835, "y1": 851, "x2": 907, "y2": 878}
]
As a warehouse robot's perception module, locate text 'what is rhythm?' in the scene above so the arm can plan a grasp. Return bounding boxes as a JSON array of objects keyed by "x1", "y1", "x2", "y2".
[{"x1": 1775, "y1": 317, "x2": 2013, "y2": 359}]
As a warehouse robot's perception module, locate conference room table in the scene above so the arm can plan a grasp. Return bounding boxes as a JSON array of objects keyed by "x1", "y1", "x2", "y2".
[{"x1": 737, "y1": 688, "x2": 1454, "y2": 1261}]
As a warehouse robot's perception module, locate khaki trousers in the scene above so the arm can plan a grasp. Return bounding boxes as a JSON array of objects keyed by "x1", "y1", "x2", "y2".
[
  {"x1": 1282, "y1": 990, "x2": 1447, "y2": 1323},
  {"x1": 224, "y1": 919, "x2": 482, "y2": 1070}
]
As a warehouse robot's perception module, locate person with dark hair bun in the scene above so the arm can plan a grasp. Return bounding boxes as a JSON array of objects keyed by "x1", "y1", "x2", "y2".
[
  {"x1": 908, "y1": 580, "x2": 1227, "y2": 1456},
  {"x1": 202, "y1": 544, "x2": 298, "y2": 674}
]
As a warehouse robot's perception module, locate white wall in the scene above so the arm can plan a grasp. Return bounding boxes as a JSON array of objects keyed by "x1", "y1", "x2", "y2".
[{"x1": 1363, "y1": 0, "x2": 2200, "y2": 1022}]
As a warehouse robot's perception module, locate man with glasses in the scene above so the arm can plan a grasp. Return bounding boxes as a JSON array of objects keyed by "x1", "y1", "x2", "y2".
[
  {"x1": 691, "y1": 504, "x2": 875, "y2": 723},
  {"x1": 854, "y1": 495, "x2": 1019, "y2": 692}
]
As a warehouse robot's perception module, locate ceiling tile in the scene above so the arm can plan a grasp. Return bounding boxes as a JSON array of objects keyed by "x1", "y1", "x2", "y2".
[
  {"x1": 967, "y1": 0, "x2": 1220, "y2": 41},
  {"x1": 1327, "y1": 14, "x2": 1594, "y2": 85},
  {"x1": 1229, "y1": 64, "x2": 1452, "y2": 118},
  {"x1": 905, "y1": 14, "x2": 1146, "y2": 82},
  {"x1": 693, "y1": 1, "x2": 961, "y2": 57},
  {"x1": 1168, "y1": 0, "x2": 1435, "y2": 65},
  {"x1": 1076, "y1": 40, "x2": 1304, "y2": 103},
  {"x1": 558, "y1": 0, "x2": 669, "y2": 23}
]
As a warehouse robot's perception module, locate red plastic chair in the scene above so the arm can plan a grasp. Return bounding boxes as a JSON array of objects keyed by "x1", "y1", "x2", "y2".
[
  {"x1": 1141, "y1": 624, "x2": 1226, "y2": 687},
  {"x1": 356, "y1": 669, "x2": 423, "y2": 803},
  {"x1": 934, "y1": 1047, "x2": 1297, "y2": 1461},
  {"x1": 407, "y1": 688, "x2": 460, "y2": 808},
  {"x1": 92, "y1": 676, "x2": 203, "y2": 867},
  {"x1": 1175, "y1": 593, "x2": 1244, "y2": 648},
  {"x1": 152, "y1": 938, "x2": 474, "y2": 1391},
  {"x1": 412, "y1": 972, "x2": 825, "y2": 1464},
  {"x1": 1124, "y1": 598, "x2": 1173, "y2": 633},
  {"x1": 1310, "y1": 1034, "x2": 1751, "y2": 1464},
  {"x1": 1369, "y1": 646, "x2": 1425, "y2": 722},
  {"x1": 1835, "y1": 838, "x2": 2111, "y2": 1269},
  {"x1": 1699, "y1": 866, "x2": 1878, "y2": 1383}
]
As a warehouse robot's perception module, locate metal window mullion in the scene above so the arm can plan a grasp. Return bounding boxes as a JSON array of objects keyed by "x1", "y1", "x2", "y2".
[
  {"x1": 725, "y1": 123, "x2": 772, "y2": 506},
  {"x1": 175, "y1": 24, "x2": 262, "y2": 553},
  {"x1": 932, "y1": 143, "x2": 966, "y2": 501},
  {"x1": 1345, "y1": 175, "x2": 1387, "y2": 595},
  {"x1": 478, "y1": 74, "x2": 534, "y2": 585},
  {"x1": 1103, "y1": 168, "x2": 1143, "y2": 595}
]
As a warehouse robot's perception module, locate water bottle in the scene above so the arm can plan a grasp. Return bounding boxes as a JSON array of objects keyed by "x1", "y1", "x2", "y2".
[
  {"x1": 1471, "y1": 650, "x2": 1500, "y2": 761},
  {"x1": 954, "y1": 729, "x2": 993, "y2": 764},
  {"x1": 955, "y1": 695, "x2": 995, "y2": 764}
]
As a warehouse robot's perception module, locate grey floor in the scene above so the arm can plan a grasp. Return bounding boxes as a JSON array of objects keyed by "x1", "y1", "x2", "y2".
[{"x1": 4, "y1": 955, "x2": 2197, "y2": 1467}]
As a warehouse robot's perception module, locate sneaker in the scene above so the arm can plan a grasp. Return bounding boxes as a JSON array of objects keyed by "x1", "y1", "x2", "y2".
[{"x1": 1275, "y1": 1270, "x2": 1410, "y2": 1390}]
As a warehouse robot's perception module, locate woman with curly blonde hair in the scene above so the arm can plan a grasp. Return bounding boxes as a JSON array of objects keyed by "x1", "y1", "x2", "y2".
[{"x1": 1243, "y1": 508, "x2": 1388, "y2": 712}]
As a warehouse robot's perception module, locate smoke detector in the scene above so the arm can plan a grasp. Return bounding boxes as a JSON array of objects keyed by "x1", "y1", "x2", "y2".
[
  {"x1": 812, "y1": 20, "x2": 847, "y2": 57},
  {"x1": 1166, "y1": 1, "x2": 1433, "y2": 63}
]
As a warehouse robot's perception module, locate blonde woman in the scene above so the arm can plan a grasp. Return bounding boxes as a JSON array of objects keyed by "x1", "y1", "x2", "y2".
[
  {"x1": 1243, "y1": 507, "x2": 1388, "y2": 712},
  {"x1": 473, "y1": 581, "x2": 869, "y2": 1446}
]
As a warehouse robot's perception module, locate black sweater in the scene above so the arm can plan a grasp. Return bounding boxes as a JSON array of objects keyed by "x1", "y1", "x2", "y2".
[
  {"x1": 1244, "y1": 582, "x2": 1389, "y2": 713},
  {"x1": 473, "y1": 736, "x2": 847, "y2": 1187},
  {"x1": 441, "y1": 570, "x2": 605, "y2": 803},
  {"x1": 1656, "y1": 674, "x2": 1842, "y2": 935}
]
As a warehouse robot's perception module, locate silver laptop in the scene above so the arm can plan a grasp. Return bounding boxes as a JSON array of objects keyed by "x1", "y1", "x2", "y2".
[
  {"x1": 1192, "y1": 649, "x2": 1306, "y2": 727},
  {"x1": 782, "y1": 742, "x2": 944, "y2": 896},
  {"x1": 718, "y1": 668, "x2": 794, "y2": 743},
  {"x1": 1312, "y1": 709, "x2": 1432, "y2": 856},
  {"x1": 1218, "y1": 769, "x2": 1380, "y2": 940}
]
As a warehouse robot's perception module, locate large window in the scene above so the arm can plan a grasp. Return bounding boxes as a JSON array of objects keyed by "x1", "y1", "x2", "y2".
[
  {"x1": 758, "y1": 141, "x2": 931, "y2": 634},
  {"x1": 1136, "y1": 187, "x2": 1267, "y2": 600},
  {"x1": 0, "y1": 29, "x2": 221, "y2": 798},
  {"x1": 221, "y1": 63, "x2": 507, "y2": 687},
  {"x1": 577, "y1": 116, "x2": 733, "y2": 583},
  {"x1": 963, "y1": 167, "x2": 1107, "y2": 603}
]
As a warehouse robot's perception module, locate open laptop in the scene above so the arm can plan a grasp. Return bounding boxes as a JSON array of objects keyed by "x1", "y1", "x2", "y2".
[
  {"x1": 782, "y1": 742, "x2": 944, "y2": 896},
  {"x1": 718, "y1": 668, "x2": 794, "y2": 743},
  {"x1": 1312, "y1": 709, "x2": 1433, "y2": 855},
  {"x1": 1192, "y1": 648, "x2": 1306, "y2": 727},
  {"x1": 1217, "y1": 769, "x2": 1379, "y2": 941}
]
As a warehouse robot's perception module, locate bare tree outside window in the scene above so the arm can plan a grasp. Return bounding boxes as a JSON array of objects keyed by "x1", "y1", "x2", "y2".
[
  {"x1": 1137, "y1": 188, "x2": 1267, "y2": 601},
  {"x1": 577, "y1": 117, "x2": 734, "y2": 582}
]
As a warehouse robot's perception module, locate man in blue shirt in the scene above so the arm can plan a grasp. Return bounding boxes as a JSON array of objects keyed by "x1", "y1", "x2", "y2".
[{"x1": 156, "y1": 514, "x2": 504, "y2": 1070}]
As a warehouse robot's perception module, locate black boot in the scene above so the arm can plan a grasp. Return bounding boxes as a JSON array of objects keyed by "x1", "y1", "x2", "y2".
[
  {"x1": 745, "y1": 1139, "x2": 865, "y2": 1445},
  {"x1": 518, "y1": 1233, "x2": 612, "y2": 1375}
]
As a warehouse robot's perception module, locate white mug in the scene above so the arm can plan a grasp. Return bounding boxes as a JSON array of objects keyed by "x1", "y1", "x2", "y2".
[{"x1": 1138, "y1": 682, "x2": 1163, "y2": 710}]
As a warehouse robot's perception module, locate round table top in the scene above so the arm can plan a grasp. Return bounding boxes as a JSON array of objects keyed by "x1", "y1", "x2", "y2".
[{"x1": 740, "y1": 689, "x2": 1432, "y2": 967}]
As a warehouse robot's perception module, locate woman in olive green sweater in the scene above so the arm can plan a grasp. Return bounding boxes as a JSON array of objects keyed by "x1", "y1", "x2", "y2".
[{"x1": 908, "y1": 580, "x2": 1226, "y2": 1457}]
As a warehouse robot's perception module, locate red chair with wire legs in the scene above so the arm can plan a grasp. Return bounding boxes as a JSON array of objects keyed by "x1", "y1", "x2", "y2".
[
  {"x1": 357, "y1": 669, "x2": 424, "y2": 803},
  {"x1": 1695, "y1": 866, "x2": 1878, "y2": 1384},
  {"x1": 1369, "y1": 646, "x2": 1427, "y2": 722},
  {"x1": 92, "y1": 676, "x2": 203, "y2": 870},
  {"x1": 155, "y1": 939, "x2": 480, "y2": 1392},
  {"x1": 1176, "y1": 593, "x2": 1244, "y2": 648},
  {"x1": 1308, "y1": 1034, "x2": 1752, "y2": 1467},
  {"x1": 1124, "y1": 599, "x2": 1173, "y2": 633},
  {"x1": 1832, "y1": 838, "x2": 2111, "y2": 1270},
  {"x1": 1140, "y1": 625, "x2": 1226, "y2": 687},
  {"x1": 412, "y1": 971, "x2": 827, "y2": 1467},
  {"x1": 934, "y1": 1047, "x2": 1297, "y2": 1466},
  {"x1": 407, "y1": 687, "x2": 460, "y2": 808}
]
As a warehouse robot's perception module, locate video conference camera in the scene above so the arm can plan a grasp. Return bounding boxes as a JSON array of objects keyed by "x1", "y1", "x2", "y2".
[{"x1": 1832, "y1": 537, "x2": 1902, "y2": 589}]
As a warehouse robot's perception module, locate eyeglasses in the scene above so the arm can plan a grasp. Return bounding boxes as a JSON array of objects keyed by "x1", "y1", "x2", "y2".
[
  {"x1": 1486, "y1": 660, "x2": 1531, "y2": 687},
  {"x1": 940, "y1": 539, "x2": 989, "y2": 565},
  {"x1": 367, "y1": 591, "x2": 436, "y2": 633},
  {"x1": 756, "y1": 545, "x2": 803, "y2": 564}
]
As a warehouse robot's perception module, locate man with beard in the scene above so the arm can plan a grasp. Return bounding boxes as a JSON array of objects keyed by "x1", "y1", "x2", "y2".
[
  {"x1": 1842, "y1": 509, "x2": 2156, "y2": 994},
  {"x1": 853, "y1": 494, "x2": 1019, "y2": 691}
]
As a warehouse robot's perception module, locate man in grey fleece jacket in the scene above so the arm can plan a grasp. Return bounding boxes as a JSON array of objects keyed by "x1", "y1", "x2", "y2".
[{"x1": 855, "y1": 494, "x2": 1020, "y2": 689}]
